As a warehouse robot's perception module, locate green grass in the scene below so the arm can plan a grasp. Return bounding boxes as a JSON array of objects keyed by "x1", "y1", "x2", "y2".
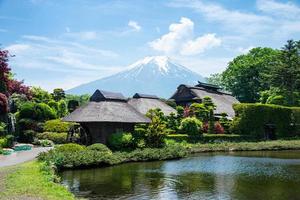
[
  {"x1": 167, "y1": 133, "x2": 255, "y2": 143},
  {"x1": 188, "y1": 139, "x2": 300, "y2": 153},
  {"x1": 0, "y1": 161, "x2": 75, "y2": 200}
]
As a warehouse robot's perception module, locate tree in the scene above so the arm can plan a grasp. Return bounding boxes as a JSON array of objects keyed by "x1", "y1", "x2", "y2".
[
  {"x1": 134, "y1": 109, "x2": 169, "y2": 148},
  {"x1": 0, "y1": 49, "x2": 11, "y2": 95},
  {"x1": 52, "y1": 88, "x2": 65, "y2": 101},
  {"x1": 221, "y1": 47, "x2": 280, "y2": 102},
  {"x1": 269, "y1": 40, "x2": 300, "y2": 106},
  {"x1": 30, "y1": 87, "x2": 52, "y2": 103}
]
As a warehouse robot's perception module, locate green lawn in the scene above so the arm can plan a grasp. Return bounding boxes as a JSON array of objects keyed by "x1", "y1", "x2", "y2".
[{"x1": 0, "y1": 161, "x2": 75, "y2": 200}]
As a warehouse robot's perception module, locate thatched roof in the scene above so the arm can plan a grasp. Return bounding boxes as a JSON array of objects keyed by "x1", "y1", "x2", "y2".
[
  {"x1": 90, "y1": 89, "x2": 126, "y2": 102},
  {"x1": 63, "y1": 90, "x2": 150, "y2": 123},
  {"x1": 128, "y1": 93, "x2": 176, "y2": 116},
  {"x1": 170, "y1": 84, "x2": 239, "y2": 117}
]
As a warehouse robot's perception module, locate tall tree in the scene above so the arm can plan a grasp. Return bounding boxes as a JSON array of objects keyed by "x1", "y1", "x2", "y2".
[
  {"x1": 269, "y1": 40, "x2": 300, "y2": 105},
  {"x1": 52, "y1": 88, "x2": 66, "y2": 101},
  {"x1": 221, "y1": 47, "x2": 280, "y2": 102}
]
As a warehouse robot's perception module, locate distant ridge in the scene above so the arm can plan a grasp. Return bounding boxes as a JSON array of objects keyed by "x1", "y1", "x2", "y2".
[{"x1": 67, "y1": 56, "x2": 205, "y2": 98}]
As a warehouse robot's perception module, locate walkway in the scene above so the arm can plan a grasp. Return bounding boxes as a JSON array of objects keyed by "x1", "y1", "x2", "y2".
[{"x1": 0, "y1": 147, "x2": 52, "y2": 168}]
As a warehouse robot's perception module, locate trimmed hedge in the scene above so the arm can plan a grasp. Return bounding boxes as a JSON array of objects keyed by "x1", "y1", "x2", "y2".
[
  {"x1": 232, "y1": 103, "x2": 300, "y2": 138},
  {"x1": 36, "y1": 132, "x2": 68, "y2": 144},
  {"x1": 167, "y1": 134, "x2": 253, "y2": 143},
  {"x1": 43, "y1": 119, "x2": 71, "y2": 133}
]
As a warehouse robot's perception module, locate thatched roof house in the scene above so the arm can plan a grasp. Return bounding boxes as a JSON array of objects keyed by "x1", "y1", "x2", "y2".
[
  {"x1": 170, "y1": 82, "x2": 239, "y2": 118},
  {"x1": 128, "y1": 93, "x2": 176, "y2": 116},
  {"x1": 63, "y1": 90, "x2": 150, "y2": 144}
]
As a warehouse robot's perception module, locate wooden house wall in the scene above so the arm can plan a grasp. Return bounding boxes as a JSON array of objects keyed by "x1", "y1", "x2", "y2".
[{"x1": 81, "y1": 122, "x2": 135, "y2": 144}]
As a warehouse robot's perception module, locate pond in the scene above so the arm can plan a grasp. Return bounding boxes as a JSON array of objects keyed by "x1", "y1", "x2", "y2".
[{"x1": 60, "y1": 151, "x2": 300, "y2": 200}]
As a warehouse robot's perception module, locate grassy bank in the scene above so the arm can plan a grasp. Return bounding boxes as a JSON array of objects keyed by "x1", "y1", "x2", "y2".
[
  {"x1": 187, "y1": 139, "x2": 300, "y2": 153},
  {"x1": 0, "y1": 161, "x2": 75, "y2": 200}
]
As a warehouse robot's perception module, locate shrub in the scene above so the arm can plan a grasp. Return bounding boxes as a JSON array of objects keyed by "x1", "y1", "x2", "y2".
[
  {"x1": 0, "y1": 93, "x2": 8, "y2": 114},
  {"x1": 39, "y1": 139, "x2": 54, "y2": 147},
  {"x1": 5, "y1": 135, "x2": 14, "y2": 147},
  {"x1": 38, "y1": 144, "x2": 188, "y2": 169},
  {"x1": 87, "y1": 143, "x2": 112, "y2": 154},
  {"x1": 19, "y1": 102, "x2": 56, "y2": 121},
  {"x1": 179, "y1": 117, "x2": 203, "y2": 137},
  {"x1": 23, "y1": 130, "x2": 37, "y2": 143},
  {"x1": 18, "y1": 118, "x2": 38, "y2": 131},
  {"x1": 108, "y1": 132, "x2": 134, "y2": 151},
  {"x1": 214, "y1": 122, "x2": 225, "y2": 134},
  {"x1": 134, "y1": 109, "x2": 169, "y2": 148},
  {"x1": 57, "y1": 100, "x2": 68, "y2": 118},
  {"x1": 232, "y1": 103, "x2": 295, "y2": 138},
  {"x1": 202, "y1": 122, "x2": 208, "y2": 133},
  {"x1": 44, "y1": 119, "x2": 70, "y2": 133},
  {"x1": 55, "y1": 143, "x2": 86, "y2": 153},
  {"x1": 36, "y1": 132, "x2": 67, "y2": 144}
]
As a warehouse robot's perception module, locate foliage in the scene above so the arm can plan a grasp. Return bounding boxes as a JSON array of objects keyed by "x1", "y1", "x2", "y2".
[
  {"x1": 0, "y1": 92, "x2": 8, "y2": 114},
  {"x1": 219, "y1": 113, "x2": 231, "y2": 134},
  {"x1": 38, "y1": 139, "x2": 54, "y2": 147},
  {"x1": 19, "y1": 102, "x2": 56, "y2": 121},
  {"x1": 67, "y1": 99, "x2": 79, "y2": 112},
  {"x1": 87, "y1": 143, "x2": 112, "y2": 154},
  {"x1": 166, "y1": 112, "x2": 179, "y2": 133},
  {"x1": 0, "y1": 135, "x2": 14, "y2": 148},
  {"x1": 0, "y1": 49, "x2": 11, "y2": 95},
  {"x1": 44, "y1": 119, "x2": 70, "y2": 133},
  {"x1": 176, "y1": 106, "x2": 184, "y2": 120},
  {"x1": 57, "y1": 100, "x2": 68, "y2": 117},
  {"x1": 52, "y1": 88, "x2": 65, "y2": 101},
  {"x1": 23, "y1": 130, "x2": 37, "y2": 143},
  {"x1": 231, "y1": 103, "x2": 298, "y2": 138},
  {"x1": 135, "y1": 109, "x2": 169, "y2": 148},
  {"x1": 36, "y1": 132, "x2": 68, "y2": 144},
  {"x1": 179, "y1": 117, "x2": 203, "y2": 137},
  {"x1": 10, "y1": 93, "x2": 28, "y2": 113},
  {"x1": 220, "y1": 47, "x2": 281, "y2": 102},
  {"x1": 108, "y1": 132, "x2": 134, "y2": 151},
  {"x1": 189, "y1": 103, "x2": 209, "y2": 121},
  {"x1": 7, "y1": 79, "x2": 31, "y2": 99},
  {"x1": 30, "y1": 87, "x2": 52, "y2": 103},
  {"x1": 55, "y1": 143, "x2": 86, "y2": 152},
  {"x1": 214, "y1": 122, "x2": 225, "y2": 134},
  {"x1": 38, "y1": 143, "x2": 188, "y2": 169}
]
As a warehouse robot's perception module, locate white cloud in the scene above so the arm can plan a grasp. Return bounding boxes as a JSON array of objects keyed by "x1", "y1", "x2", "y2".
[
  {"x1": 181, "y1": 33, "x2": 221, "y2": 55},
  {"x1": 257, "y1": 0, "x2": 300, "y2": 19},
  {"x1": 149, "y1": 17, "x2": 221, "y2": 55},
  {"x1": 128, "y1": 20, "x2": 141, "y2": 32},
  {"x1": 64, "y1": 31, "x2": 98, "y2": 40},
  {"x1": 6, "y1": 44, "x2": 31, "y2": 54},
  {"x1": 169, "y1": 0, "x2": 271, "y2": 35}
]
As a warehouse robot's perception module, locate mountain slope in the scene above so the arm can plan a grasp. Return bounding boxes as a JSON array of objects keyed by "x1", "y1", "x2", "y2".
[{"x1": 67, "y1": 56, "x2": 205, "y2": 98}]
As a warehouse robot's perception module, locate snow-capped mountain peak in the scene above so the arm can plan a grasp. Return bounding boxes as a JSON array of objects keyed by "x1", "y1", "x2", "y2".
[
  {"x1": 67, "y1": 56, "x2": 205, "y2": 98},
  {"x1": 128, "y1": 56, "x2": 171, "y2": 73}
]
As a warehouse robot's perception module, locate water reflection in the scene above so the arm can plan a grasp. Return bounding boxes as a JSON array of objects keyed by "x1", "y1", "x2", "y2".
[{"x1": 60, "y1": 151, "x2": 300, "y2": 200}]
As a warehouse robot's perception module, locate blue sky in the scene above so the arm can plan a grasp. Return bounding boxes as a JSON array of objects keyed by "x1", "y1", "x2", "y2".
[{"x1": 1, "y1": 0, "x2": 300, "y2": 91}]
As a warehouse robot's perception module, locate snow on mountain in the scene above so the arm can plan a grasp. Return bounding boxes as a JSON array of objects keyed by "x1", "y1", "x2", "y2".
[{"x1": 67, "y1": 56, "x2": 205, "y2": 98}]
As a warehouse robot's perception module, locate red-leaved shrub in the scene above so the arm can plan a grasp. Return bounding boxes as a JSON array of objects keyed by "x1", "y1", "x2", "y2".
[
  {"x1": 214, "y1": 122, "x2": 225, "y2": 134},
  {"x1": 202, "y1": 122, "x2": 208, "y2": 133}
]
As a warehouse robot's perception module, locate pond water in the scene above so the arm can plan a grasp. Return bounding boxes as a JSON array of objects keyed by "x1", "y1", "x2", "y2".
[{"x1": 60, "y1": 151, "x2": 300, "y2": 200}]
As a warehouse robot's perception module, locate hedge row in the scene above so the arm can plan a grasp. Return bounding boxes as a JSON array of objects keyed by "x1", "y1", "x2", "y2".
[{"x1": 232, "y1": 103, "x2": 300, "y2": 138}]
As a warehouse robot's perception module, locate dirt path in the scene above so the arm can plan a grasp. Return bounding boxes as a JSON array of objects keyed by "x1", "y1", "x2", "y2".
[{"x1": 0, "y1": 147, "x2": 52, "y2": 168}]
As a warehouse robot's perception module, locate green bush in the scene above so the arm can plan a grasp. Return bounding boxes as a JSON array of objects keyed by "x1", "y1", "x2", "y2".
[
  {"x1": 232, "y1": 103, "x2": 298, "y2": 138},
  {"x1": 179, "y1": 117, "x2": 203, "y2": 137},
  {"x1": 0, "y1": 135, "x2": 14, "y2": 148},
  {"x1": 87, "y1": 143, "x2": 112, "y2": 154},
  {"x1": 36, "y1": 132, "x2": 67, "y2": 144},
  {"x1": 43, "y1": 119, "x2": 70, "y2": 133},
  {"x1": 39, "y1": 139, "x2": 54, "y2": 147},
  {"x1": 38, "y1": 144, "x2": 188, "y2": 169},
  {"x1": 134, "y1": 109, "x2": 169, "y2": 148},
  {"x1": 19, "y1": 102, "x2": 56, "y2": 121},
  {"x1": 108, "y1": 132, "x2": 134, "y2": 151},
  {"x1": 23, "y1": 130, "x2": 37, "y2": 143},
  {"x1": 55, "y1": 143, "x2": 86, "y2": 153}
]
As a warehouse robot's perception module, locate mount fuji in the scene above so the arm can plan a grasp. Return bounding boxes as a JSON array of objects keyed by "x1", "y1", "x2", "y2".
[{"x1": 67, "y1": 56, "x2": 205, "y2": 98}]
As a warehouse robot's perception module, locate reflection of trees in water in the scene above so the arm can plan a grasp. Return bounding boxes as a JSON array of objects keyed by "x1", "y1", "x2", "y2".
[
  {"x1": 61, "y1": 161, "x2": 166, "y2": 199},
  {"x1": 231, "y1": 174, "x2": 300, "y2": 200}
]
